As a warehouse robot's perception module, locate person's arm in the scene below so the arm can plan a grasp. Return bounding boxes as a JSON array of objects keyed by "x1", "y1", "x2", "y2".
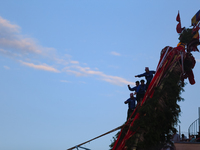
[
  {"x1": 128, "y1": 85, "x2": 137, "y2": 91},
  {"x1": 135, "y1": 73, "x2": 145, "y2": 78},
  {"x1": 125, "y1": 98, "x2": 131, "y2": 104},
  {"x1": 128, "y1": 85, "x2": 134, "y2": 91}
]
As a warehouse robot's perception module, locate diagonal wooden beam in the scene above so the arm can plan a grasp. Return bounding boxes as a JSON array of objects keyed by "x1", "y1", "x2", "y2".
[{"x1": 67, "y1": 125, "x2": 123, "y2": 150}]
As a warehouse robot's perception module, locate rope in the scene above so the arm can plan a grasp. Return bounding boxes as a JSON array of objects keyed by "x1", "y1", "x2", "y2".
[{"x1": 67, "y1": 125, "x2": 123, "y2": 150}]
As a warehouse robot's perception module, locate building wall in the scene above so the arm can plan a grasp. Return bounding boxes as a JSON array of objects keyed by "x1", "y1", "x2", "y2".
[{"x1": 174, "y1": 143, "x2": 200, "y2": 150}]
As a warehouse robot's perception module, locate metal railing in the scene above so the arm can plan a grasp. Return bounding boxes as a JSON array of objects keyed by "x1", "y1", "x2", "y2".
[{"x1": 188, "y1": 118, "x2": 200, "y2": 136}]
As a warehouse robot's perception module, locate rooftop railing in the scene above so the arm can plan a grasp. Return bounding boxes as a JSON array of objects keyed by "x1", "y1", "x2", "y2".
[{"x1": 188, "y1": 118, "x2": 200, "y2": 137}]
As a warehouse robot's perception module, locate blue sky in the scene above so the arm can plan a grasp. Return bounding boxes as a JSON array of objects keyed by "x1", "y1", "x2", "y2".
[{"x1": 0, "y1": 1, "x2": 200, "y2": 150}]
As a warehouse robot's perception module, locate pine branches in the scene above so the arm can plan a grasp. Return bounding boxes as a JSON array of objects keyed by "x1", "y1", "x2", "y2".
[{"x1": 110, "y1": 64, "x2": 185, "y2": 150}]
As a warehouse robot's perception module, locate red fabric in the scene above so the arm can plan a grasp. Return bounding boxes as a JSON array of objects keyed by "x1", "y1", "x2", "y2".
[
  {"x1": 183, "y1": 53, "x2": 196, "y2": 84},
  {"x1": 176, "y1": 11, "x2": 180, "y2": 22},
  {"x1": 187, "y1": 70, "x2": 195, "y2": 85},
  {"x1": 192, "y1": 26, "x2": 200, "y2": 32},
  {"x1": 176, "y1": 22, "x2": 182, "y2": 33},
  {"x1": 176, "y1": 12, "x2": 182, "y2": 33}
]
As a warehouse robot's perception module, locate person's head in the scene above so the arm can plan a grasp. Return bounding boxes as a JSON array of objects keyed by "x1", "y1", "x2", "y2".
[
  {"x1": 135, "y1": 81, "x2": 139, "y2": 86},
  {"x1": 140, "y1": 79, "x2": 145, "y2": 85},
  {"x1": 130, "y1": 93, "x2": 134, "y2": 98},
  {"x1": 145, "y1": 67, "x2": 149, "y2": 73}
]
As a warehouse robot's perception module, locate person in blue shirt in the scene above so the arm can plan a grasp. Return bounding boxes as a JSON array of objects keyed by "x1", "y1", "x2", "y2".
[
  {"x1": 190, "y1": 135, "x2": 196, "y2": 142},
  {"x1": 124, "y1": 93, "x2": 137, "y2": 120},
  {"x1": 128, "y1": 81, "x2": 139, "y2": 102},
  {"x1": 136, "y1": 79, "x2": 146, "y2": 105},
  {"x1": 135, "y1": 67, "x2": 156, "y2": 90},
  {"x1": 128, "y1": 81, "x2": 139, "y2": 92}
]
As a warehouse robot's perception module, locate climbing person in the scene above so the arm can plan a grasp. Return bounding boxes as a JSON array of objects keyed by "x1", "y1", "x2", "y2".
[
  {"x1": 135, "y1": 67, "x2": 156, "y2": 90},
  {"x1": 128, "y1": 81, "x2": 139, "y2": 93},
  {"x1": 128, "y1": 81, "x2": 139, "y2": 102},
  {"x1": 135, "y1": 79, "x2": 146, "y2": 105},
  {"x1": 124, "y1": 93, "x2": 137, "y2": 120}
]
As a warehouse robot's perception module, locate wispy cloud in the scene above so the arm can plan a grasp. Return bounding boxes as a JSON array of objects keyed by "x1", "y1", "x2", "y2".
[
  {"x1": 3, "y1": 66, "x2": 10, "y2": 70},
  {"x1": 0, "y1": 17, "x2": 41, "y2": 54},
  {"x1": 20, "y1": 60, "x2": 60, "y2": 73},
  {"x1": 0, "y1": 48, "x2": 22, "y2": 58},
  {"x1": 63, "y1": 65, "x2": 134, "y2": 86},
  {"x1": 0, "y1": 16, "x2": 19, "y2": 33},
  {"x1": 0, "y1": 16, "x2": 56, "y2": 58},
  {"x1": 0, "y1": 38, "x2": 42, "y2": 54},
  {"x1": 0, "y1": 16, "x2": 133, "y2": 86},
  {"x1": 111, "y1": 51, "x2": 121, "y2": 56},
  {"x1": 60, "y1": 80, "x2": 71, "y2": 83},
  {"x1": 70, "y1": 60, "x2": 79, "y2": 64}
]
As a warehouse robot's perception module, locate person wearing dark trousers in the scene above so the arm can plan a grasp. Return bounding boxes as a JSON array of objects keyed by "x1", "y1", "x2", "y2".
[
  {"x1": 124, "y1": 93, "x2": 137, "y2": 120},
  {"x1": 135, "y1": 79, "x2": 146, "y2": 105}
]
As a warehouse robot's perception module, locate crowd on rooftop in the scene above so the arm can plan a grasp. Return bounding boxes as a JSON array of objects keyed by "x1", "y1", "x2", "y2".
[{"x1": 171, "y1": 131, "x2": 200, "y2": 143}]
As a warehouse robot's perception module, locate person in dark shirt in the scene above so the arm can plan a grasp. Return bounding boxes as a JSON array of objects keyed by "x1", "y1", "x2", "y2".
[
  {"x1": 171, "y1": 131, "x2": 180, "y2": 142},
  {"x1": 181, "y1": 134, "x2": 187, "y2": 141},
  {"x1": 128, "y1": 81, "x2": 139, "y2": 102},
  {"x1": 136, "y1": 79, "x2": 146, "y2": 105},
  {"x1": 128, "y1": 81, "x2": 139, "y2": 92},
  {"x1": 135, "y1": 67, "x2": 156, "y2": 90},
  {"x1": 124, "y1": 93, "x2": 137, "y2": 120},
  {"x1": 196, "y1": 132, "x2": 200, "y2": 142}
]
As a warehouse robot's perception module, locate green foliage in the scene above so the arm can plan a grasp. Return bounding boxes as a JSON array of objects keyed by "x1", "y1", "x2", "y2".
[
  {"x1": 109, "y1": 131, "x2": 120, "y2": 150},
  {"x1": 128, "y1": 71, "x2": 184, "y2": 149},
  {"x1": 110, "y1": 69, "x2": 185, "y2": 150},
  {"x1": 179, "y1": 28, "x2": 193, "y2": 44}
]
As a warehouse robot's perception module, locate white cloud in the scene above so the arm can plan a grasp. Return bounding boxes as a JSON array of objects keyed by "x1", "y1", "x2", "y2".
[
  {"x1": 20, "y1": 60, "x2": 60, "y2": 73},
  {"x1": 0, "y1": 16, "x2": 134, "y2": 86},
  {"x1": 63, "y1": 66, "x2": 102, "y2": 77},
  {"x1": 0, "y1": 48, "x2": 22, "y2": 58},
  {"x1": 101, "y1": 75, "x2": 134, "y2": 86},
  {"x1": 3, "y1": 66, "x2": 10, "y2": 70},
  {"x1": 0, "y1": 38, "x2": 42, "y2": 54},
  {"x1": 0, "y1": 16, "x2": 20, "y2": 33},
  {"x1": 111, "y1": 51, "x2": 121, "y2": 56},
  {"x1": 63, "y1": 65, "x2": 134, "y2": 86},
  {"x1": 70, "y1": 60, "x2": 79, "y2": 64},
  {"x1": 0, "y1": 16, "x2": 55, "y2": 57},
  {"x1": 60, "y1": 80, "x2": 70, "y2": 83}
]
